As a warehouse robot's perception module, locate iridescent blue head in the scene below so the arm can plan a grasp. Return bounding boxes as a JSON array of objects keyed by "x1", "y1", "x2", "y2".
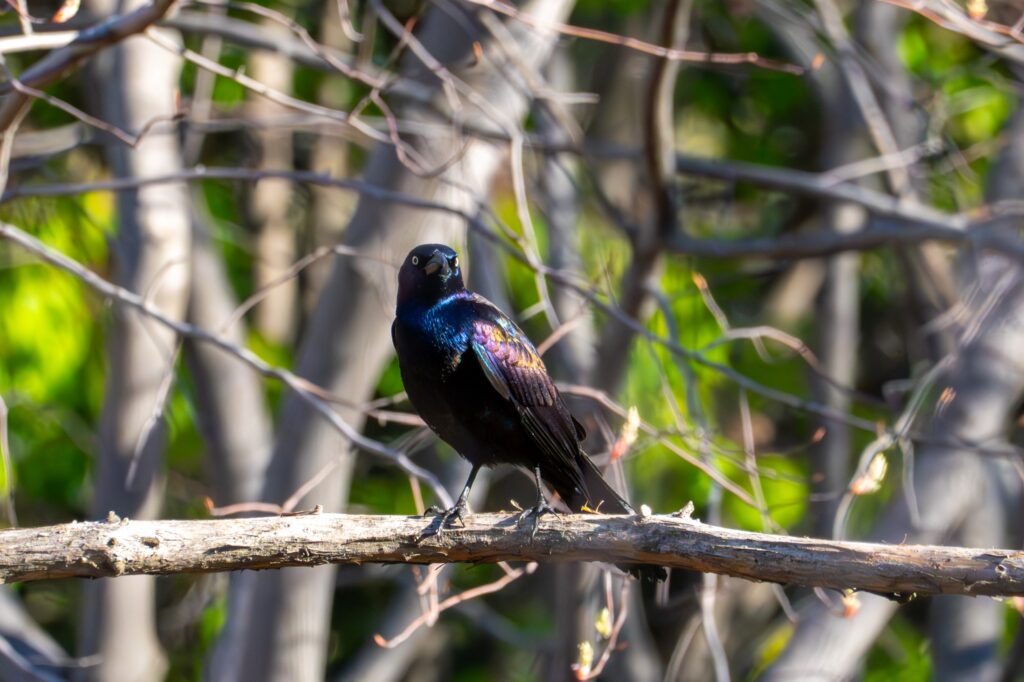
[{"x1": 397, "y1": 243, "x2": 465, "y2": 308}]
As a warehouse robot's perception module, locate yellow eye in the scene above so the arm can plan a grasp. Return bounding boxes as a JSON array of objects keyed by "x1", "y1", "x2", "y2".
[{"x1": 411, "y1": 255, "x2": 420, "y2": 266}]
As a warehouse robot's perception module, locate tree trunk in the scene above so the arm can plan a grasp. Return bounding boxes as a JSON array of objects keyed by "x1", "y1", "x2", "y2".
[
  {"x1": 76, "y1": 2, "x2": 190, "y2": 680},
  {"x1": 248, "y1": 17, "x2": 298, "y2": 346},
  {"x1": 186, "y1": 212, "x2": 275, "y2": 682}
]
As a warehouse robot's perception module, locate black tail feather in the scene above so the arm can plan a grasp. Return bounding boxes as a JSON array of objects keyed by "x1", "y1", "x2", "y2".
[
  {"x1": 574, "y1": 454, "x2": 634, "y2": 514},
  {"x1": 544, "y1": 454, "x2": 667, "y2": 583}
]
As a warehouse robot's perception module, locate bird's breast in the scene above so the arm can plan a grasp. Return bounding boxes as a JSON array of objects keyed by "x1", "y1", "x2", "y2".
[{"x1": 393, "y1": 313, "x2": 468, "y2": 379}]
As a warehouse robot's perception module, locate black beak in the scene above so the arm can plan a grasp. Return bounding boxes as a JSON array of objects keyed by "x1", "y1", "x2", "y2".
[{"x1": 423, "y1": 251, "x2": 450, "y2": 279}]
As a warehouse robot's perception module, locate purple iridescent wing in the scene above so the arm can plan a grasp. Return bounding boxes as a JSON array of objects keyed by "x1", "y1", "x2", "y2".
[
  {"x1": 468, "y1": 297, "x2": 587, "y2": 485},
  {"x1": 470, "y1": 316, "x2": 557, "y2": 407}
]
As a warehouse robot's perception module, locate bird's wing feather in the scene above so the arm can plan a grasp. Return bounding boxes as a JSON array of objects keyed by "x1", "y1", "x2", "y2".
[
  {"x1": 466, "y1": 294, "x2": 557, "y2": 407},
  {"x1": 467, "y1": 297, "x2": 588, "y2": 495},
  {"x1": 470, "y1": 319, "x2": 556, "y2": 407}
]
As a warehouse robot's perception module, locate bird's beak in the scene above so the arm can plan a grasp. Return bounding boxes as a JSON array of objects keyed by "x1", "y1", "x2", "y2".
[{"x1": 423, "y1": 252, "x2": 450, "y2": 279}]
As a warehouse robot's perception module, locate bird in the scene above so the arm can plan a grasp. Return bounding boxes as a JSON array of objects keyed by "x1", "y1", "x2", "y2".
[{"x1": 391, "y1": 243, "x2": 665, "y2": 582}]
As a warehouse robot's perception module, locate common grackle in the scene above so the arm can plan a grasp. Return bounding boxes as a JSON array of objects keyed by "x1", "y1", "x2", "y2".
[{"x1": 392, "y1": 244, "x2": 665, "y2": 581}]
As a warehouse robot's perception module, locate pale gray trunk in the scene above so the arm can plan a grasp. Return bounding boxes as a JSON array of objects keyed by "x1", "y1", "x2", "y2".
[
  {"x1": 77, "y1": 2, "x2": 190, "y2": 680},
  {"x1": 534, "y1": 69, "x2": 597, "y2": 653},
  {"x1": 186, "y1": 215, "x2": 273, "y2": 506},
  {"x1": 588, "y1": 48, "x2": 658, "y2": 394},
  {"x1": 758, "y1": 0, "x2": 873, "y2": 539},
  {"x1": 855, "y1": 1, "x2": 958, "y2": 355},
  {"x1": 809, "y1": 13, "x2": 871, "y2": 539},
  {"x1": 306, "y1": 0, "x2": 356, "y2": 309},
  {"x1": 248, "y1": 17, "x2": 298, "y2": 345},
  {"x1": 535, "y1": 49, "x2": 594, "y2": 382},
  {"x1": 534, "y1": 61, "x2": 604, "y2": 675},
  {"x1": 187, "y1": 213, "x2": 275, "y2": 682}
]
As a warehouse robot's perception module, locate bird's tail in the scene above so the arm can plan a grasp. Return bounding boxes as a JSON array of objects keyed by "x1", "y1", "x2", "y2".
[
  {"x1": 550, "y1": 454, "x2": 667, "y2": 583},
  {"x1": 568, "y1": 454, "x2": 634, "y2": 515}
]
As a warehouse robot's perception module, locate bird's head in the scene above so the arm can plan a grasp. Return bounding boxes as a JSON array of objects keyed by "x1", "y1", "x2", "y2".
[{"x1": 397, "y1": 243, "x2": 465, "y2": 306}]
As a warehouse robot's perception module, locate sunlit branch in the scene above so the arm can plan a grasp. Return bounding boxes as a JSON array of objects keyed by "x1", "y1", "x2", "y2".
[{"x1": 1, "y1": 512, "x2": 1022, "y2": 598}]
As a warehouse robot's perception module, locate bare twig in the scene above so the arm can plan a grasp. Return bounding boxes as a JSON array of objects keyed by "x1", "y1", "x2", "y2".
[
  {"x1": 576, "y1": 578, "x2": 629, "y2": 680},
  {"x1": 143, "y1": 26, "x2": 390, "y2": 146},
  {"x1": 373, "y1": 562, "x2": 536, "y2": 648},
  {"x1": 190, "y1": 0, "x2": 381, "y2": 87},
  {"x1": 3, "y1": 67, "x2": 180, "y2": 148},
  {"x1": 814, "y1": 0, "x2": 912, "y2": 196},
  {"x1": 0, "y1": 30, "x2": 78, "y2": 54},
  {"x1": 4, "y1": 160, "x2": 1013, "y2": 260},
  {"x1": 464, "y1": 0, "x2": 803, "y2": 74}
]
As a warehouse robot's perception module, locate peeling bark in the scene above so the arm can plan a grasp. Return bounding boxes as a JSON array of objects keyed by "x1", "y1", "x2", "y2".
[{"x1": 1, "y1": 513, "x2": 1022, "y2": 597}]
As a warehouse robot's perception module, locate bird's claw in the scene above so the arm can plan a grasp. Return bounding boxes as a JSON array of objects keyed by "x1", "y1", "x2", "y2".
[
  {"x1": 417, "y1": 501, "x2": 470, "y2": 541},
  {"x1": 515, "y1": 499, "x2": 557, "y2": 539}
]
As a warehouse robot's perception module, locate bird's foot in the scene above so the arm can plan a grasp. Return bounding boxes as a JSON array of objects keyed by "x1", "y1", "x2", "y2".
[
  {"x1": 515, "y1": 499, "x2": 558, "y2": 539},
  {"x1": 418, "y1": 500, "x2": 470, "y2": 541}
]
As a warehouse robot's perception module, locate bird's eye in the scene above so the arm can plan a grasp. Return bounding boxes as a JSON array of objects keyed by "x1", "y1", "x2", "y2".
[
  {"x1": 451, "y1": 256, "x2": 459, "y2": 269},
  {"x1": 411, "y1": 255, "x2": 420, "y2": 266}
]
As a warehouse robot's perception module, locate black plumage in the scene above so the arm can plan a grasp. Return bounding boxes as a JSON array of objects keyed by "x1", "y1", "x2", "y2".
[{"x1": 391, "y1": 244, "x2": 665, "y2": 581}]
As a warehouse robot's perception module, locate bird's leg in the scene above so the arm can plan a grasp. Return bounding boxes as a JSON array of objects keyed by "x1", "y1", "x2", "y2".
[
  {"x1": 515, "y1": 466, "x2": 558, "y2": 539},
  {"x1": 419, "y1": 464, "x2": 479, "y2": 540}
]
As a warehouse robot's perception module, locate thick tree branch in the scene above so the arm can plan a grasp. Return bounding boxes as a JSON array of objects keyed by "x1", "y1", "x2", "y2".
[{"x1": 2, "y1": 513, "x2": 1022, "y2": 597}]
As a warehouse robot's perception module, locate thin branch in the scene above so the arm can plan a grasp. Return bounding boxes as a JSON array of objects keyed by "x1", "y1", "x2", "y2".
[
  {"x1": 373, "y1": 562, "x2": 536, "y2": 648},
  {"x1": 673, "y1": 153, "x2": 964, "y2": 229},
  {"x1": 576, "y1": 578, "x2": 629, "y2": 680},
  {"x1": 2, "y1": 66, "x2": 181, "y2": 148},
  {"x1": 464, "y1": 0, "x2": 803, "y2": 74},
  {"x1": 142, "y1": 26, "x2": 390, "y2": 146},
  {"x1": 0, "y1": 30, "x2": 77, "y2": 54},
  {"x1": 0, "y1": 0, "x2": 178, "y2": 131},
  {"x1": 190, "y1": 0, "x2": 382, "y2": 88},
  {"x1": 814, "y1": 0, "x2": 912, "y2": 196},
  {"x1": 1, "y1": 513, "x2": 1022, "y2": 597}
]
